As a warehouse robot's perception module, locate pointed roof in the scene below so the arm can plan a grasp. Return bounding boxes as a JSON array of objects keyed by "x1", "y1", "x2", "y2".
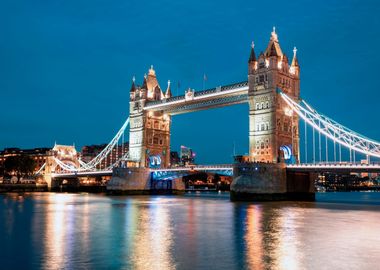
[
  {"x1": 282, "y1": 53, "x2": 289, "y2": 63},
  {"x1": 165, "y1": 80, "x2": 172, "y2": 98},
  {"x1": 130, "y1": 76, "x2": 136, "y2": 92},
  {"x1": 291, "y1": 47, "x2": 299, "y2": 67},
  {"x1": 248, "y1": 41, "x2": 257, "y2": 62},
  {"x1": 146, "y1": 65, "x2": 161, "y2": 91},
  {"x1": 265, "y1": 27, "x2": 283, "y2": 58},
  {"x1": 141, "y1": 74, "x2": 148, "y2": 89},
  {"x1": 268, "y1": 43, "x2": 278, "y2": 57}
]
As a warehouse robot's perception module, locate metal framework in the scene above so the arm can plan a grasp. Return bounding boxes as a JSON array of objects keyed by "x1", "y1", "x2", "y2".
[
  {"x1": 144, "y1": 81, "x2": 249, "y2": 114},
  {"x1": 152, "y1": 165, "x2": 233, "y2": 180},
  {"x1": 279, "y1": 89, "x2": 380, "y2": 158}
]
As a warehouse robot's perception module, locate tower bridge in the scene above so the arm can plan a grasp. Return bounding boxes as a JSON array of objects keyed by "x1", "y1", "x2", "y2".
[{"x1": 39, "y1": 27, "x2": 380, "y2": 200}]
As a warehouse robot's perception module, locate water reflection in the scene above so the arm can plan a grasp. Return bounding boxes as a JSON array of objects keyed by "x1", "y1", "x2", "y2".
[
  {"x1": 42, "y1": 194, "x2": 72, "y2": 269},
  {"x1": 130, "y1": 197, "x2": 175, "y2": 270},
  {"x1": 0, "y1": 193, "x2": 379, "y2": 269}
]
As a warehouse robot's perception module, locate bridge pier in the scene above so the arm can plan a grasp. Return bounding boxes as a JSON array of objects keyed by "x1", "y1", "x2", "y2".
[
  {"x1": 107, "y1": 167, "x2": 185, "y2": 195},
  {"x1": 230, "y1": 162, "x2": 315, "y2": 201}
]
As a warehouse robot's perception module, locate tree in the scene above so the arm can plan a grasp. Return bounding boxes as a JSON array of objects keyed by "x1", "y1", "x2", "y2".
[{"x1": 4, "y1": 155, "x2": 36, "y2": 180}]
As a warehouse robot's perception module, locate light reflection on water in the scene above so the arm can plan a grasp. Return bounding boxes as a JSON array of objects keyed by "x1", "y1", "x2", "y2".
[{"x1": 0, "y1": 192, "x2": 379, "y2": 269}]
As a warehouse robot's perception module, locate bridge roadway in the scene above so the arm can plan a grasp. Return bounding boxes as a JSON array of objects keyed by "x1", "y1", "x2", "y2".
[
  {"x1": 51, "y1": 162, "x2": 380, "y2": 179},
  {"x1": 51, "y1": 164, "x2": 234, "y2": 179},
  {"x1": 287, "y1": 163, "x2": 380, "y2": 173},
  {"x1": 144, "y1": 81, "x2": 248, "y2": 115}
]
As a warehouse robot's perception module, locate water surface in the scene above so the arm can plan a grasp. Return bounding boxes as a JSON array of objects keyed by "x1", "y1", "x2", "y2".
[{"x1": 0, "y1": 192, "x2": 379, "y2": 269}]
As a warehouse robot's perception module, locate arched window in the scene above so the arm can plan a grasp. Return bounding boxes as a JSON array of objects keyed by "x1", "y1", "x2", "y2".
[
  {"x1": 266, "y1": 101, "x2": 269, "y2": 108},
  {"x1": 260, "y1": 102, "x2": 264, "y2": 109},
  {"x1": 154, "y1": 121, "x2": 159, "y2": 129},
  {"x1": 261, "y1": 123, "x2": 265, "y2": 131},
  {"x1": 256, "y1": 103, "x2": 259, "y2": 110},
  {"x1": 266, "y1": 123, "x2": 269, "y2": 130},
  {"x1": 256, "y1": 124, "x2": 260, "y2": 131},
  {"x1": 153, "y1": 137, "x2": 159, "y2": 144}
]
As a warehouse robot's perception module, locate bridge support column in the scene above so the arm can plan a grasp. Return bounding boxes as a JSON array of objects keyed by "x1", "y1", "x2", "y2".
[
  {"x1": 230, "y1": 162, "x2": 314, "y2": 201},
  {"x1": 107, "y1": 167, "x2": 184, "y2": 195}
]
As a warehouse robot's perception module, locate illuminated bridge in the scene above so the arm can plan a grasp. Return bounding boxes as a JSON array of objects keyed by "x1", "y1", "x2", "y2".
[{"x1": 36, "y1": 28, "x2": 380, "y2": 197}]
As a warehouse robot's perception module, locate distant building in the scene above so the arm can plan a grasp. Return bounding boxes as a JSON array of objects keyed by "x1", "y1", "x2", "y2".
[
  {"x1": 0, "y1": 147, "x2": 51, "y2": 174},
  {"x1": 316, "y1": 173, "x2": 380, "y2": 191},
  {"x1": 180, "y1": 145, "x2": 195, "y2": 165},
  {"x1": 170, "y1": 151, "x2": 180, "y2": 167}
]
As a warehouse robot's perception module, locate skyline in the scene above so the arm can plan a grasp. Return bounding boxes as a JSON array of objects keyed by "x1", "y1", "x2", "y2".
[{"x1": 1, "y1": 0, "x2": 380, "y2": 163}]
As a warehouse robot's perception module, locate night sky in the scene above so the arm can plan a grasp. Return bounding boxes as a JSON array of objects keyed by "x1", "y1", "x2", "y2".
[{"x1": 1, "y1": 0, "x2": 380, "y2": 163}]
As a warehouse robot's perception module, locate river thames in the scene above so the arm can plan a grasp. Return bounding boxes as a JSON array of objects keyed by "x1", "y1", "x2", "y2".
[{"x1": 0, "y1": 192, "x2": 379, "y2": 270}]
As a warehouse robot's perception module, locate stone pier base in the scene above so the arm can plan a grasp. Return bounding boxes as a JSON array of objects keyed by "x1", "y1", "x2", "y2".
[
  {"x1": 107, "y1": 167, "x2": 185, "y2": 195},
  {"x1": 230, "y1": 162, "x2": 315, "y2": 201}
]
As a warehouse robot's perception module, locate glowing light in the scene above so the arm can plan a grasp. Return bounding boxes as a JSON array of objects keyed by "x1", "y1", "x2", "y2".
[
  {"x1": 265, "y1": 59, "x2": 269, "y2": 68},
  {"x1": 284, "y1": 107, "x2": 293, "y2": 117}
]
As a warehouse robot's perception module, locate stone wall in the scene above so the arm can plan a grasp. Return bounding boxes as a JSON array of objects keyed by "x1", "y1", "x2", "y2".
[{"x1": 230, "y1": 162, "x2": 314, "y2": 201}]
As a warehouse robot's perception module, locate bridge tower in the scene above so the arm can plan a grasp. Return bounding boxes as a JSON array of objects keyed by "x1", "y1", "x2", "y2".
[
  {"x1": 248, "y1": 28, "x2": 300, "y2": 163},
  {"x1": 128, "y1": 66, "x2": 171, "y2": 168}
]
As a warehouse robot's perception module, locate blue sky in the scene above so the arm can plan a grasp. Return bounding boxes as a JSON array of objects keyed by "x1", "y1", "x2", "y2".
[{"x1": 1, "y1": 0, "x2": 380, "y2": 163}]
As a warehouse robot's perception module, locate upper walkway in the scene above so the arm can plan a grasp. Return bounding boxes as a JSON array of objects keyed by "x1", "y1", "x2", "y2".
[{"x1": 144, "y1": 81, "x2": 248, "y2": 115}]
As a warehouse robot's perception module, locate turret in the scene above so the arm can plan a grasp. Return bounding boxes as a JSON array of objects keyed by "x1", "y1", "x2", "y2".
[
  {"x1": 165, "y1": 80, "x2": 172, "y2": 98},
  {"x1": 290, "y1": 47, "x2": 300, "y2": 76},
  {"x1": 248, "y1": 41, "x2": 257, "y2": 74},
  {"x1": 129, "y1": 76, "x2": 136, "y2": 101}
]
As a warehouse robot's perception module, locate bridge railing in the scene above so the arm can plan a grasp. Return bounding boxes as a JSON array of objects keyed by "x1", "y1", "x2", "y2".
[
  {"x1": 145, "y1": 81, "x2": 248, "y2": 107},
  {"x1": 288, "y1": 162, "x2": 380, "y2": 167},
  {"x1": 151, "y1": 164, "x2": 233, "y2": 172}
]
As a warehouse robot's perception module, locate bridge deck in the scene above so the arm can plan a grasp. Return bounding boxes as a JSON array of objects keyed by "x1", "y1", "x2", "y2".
[{"x1": 287, "y1": 163, "x2": 380, "y2": 173}]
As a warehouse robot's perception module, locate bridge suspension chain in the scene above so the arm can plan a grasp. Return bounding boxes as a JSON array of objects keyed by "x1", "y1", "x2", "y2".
[
  {"x1": 83, "y1": 117, "x2": 130, "y2": 170},
  {"x1": 279, "y1": 89, "x2": 380, "y2": 159}
]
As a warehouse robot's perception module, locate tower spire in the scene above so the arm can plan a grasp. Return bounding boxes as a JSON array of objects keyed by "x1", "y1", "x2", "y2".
[
  {"x1": 271, "y1": 26, "x2": 278, "y2": 42},
  {"x1": 130, "y1": 76, "x2": 136, "y2": 92},
  {"x1": 291, "y1": 47, "x2": 299, "y2": 67},
  {"x1": 165, "y1": 80, "x2": 172, "y2": 98},
  {"x1": 248, "y1": 41, "x2": 257, "y2": 63},
  {"x1": 265, "y1": 26, "x2": 282, "y2": 57}
]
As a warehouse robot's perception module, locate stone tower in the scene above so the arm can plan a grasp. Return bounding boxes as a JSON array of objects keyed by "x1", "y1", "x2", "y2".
[
  {"x1": 248, "y1": 28, "x2": 300, "y2": 163},
  {"x1": 128, "y1": 66, "x2": 172, "y2": 168}
]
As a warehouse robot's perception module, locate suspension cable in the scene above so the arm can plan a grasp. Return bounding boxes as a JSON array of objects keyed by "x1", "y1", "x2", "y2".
[{"x1": 278, "y1": 89, "x2": 380, "y2": 159}]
